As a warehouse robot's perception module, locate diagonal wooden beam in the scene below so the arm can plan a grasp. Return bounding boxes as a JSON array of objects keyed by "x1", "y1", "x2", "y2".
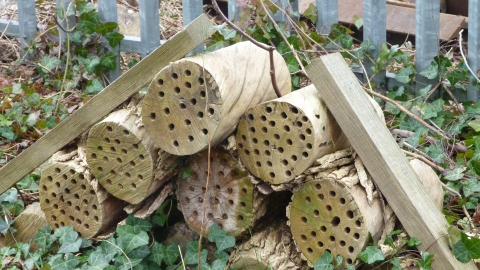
[
  {"x1": 306, "y1": 53, "x2": 476, "y2": 270},
  {"x1": 0, "y1": 14, "x2": 215, "y2": 195}
]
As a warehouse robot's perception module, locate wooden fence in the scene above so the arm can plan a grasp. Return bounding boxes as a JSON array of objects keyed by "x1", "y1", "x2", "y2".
[{"x1": 1, "y1": 0, "x2": 479, "y2": 101}]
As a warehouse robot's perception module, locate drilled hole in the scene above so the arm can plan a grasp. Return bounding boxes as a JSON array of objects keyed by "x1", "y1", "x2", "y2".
[
  {"x1": 54, "y1": 182, "x2": 60, "y2": 188},
  {"x1": 320, "y1": 226, "x2": 327, "y2": 232},
  {"x1": 228, "y1": 200, "x2": 234, "y2": 205},
  {"x1": 268, "y1": 121, "x2": 275, "y2": 127},
  {"x1": 238, "y1": 215, "x2": 244, "y2": 220},
  {"x1": 330, "y1": 191, "x2": 336, "y2": 197},
  {"x1": 280, "y1": 112, "x2": 287, "y2": 119},
  {"x1": 347, "y1": 210, "x2": 354, "y2": 219},
  {"x1": 306, "y1": 128, "x2": 312, "y2": 135},
  {"x1": 188, "y1": 135, "x2": 194, "y2": 142},
  {"x1": 266, "y1": 106, "x2": 272, "y2": 113},
  {"x1": 311, "y1": 231, "x2": 317, "y2": 238},
  {"x1": 355, "y1": 220, "x2": 362, "y2": 227},
  {"x1": 131, "y1": 183, "x2": 137, "y2": 189},
  {"x1": 260, "y1": 115, "x2": 266, "y2": 121},
  {"x1": 228, "y1": 187, "x2": 233, "y2": 193},
  {"x1": 301, "y1": 235, "x2": 307, "y2": 241},
  {"x1": 253, "y1": 149, "x2": 260, "y2": 155},
  {"x1": 249, "y1": 127, "x2": 256, "y2": 133},
  {"x1": 274, "y1": 134, "x2": 280, "y2": 140},
  {"x1": 172, "y1": 73, "x2": 178, "y2": 79},
  {"x1": 291, "y1": 155, "x2": 297, "y2": 161},
  {"x1": 240, "y1": 201, "x2": 246, "y2": 207},
  {"x1": 345, "y1": 227, "x2": 351, "y2": 234},
  {"x1": 208, "y1": 108, "x2": 214, "y2": 115},
  {"x1": 62, "y1": 174, "x2": 67, "y2": 180},
  {"x1": 185, "y1": 82, "x2": 191, "y2": 88},
  {"x1": 286, "y1": 139, "x2": 293, "y2": 145},
  {"x1": 265, "y1": 150, "x2": 271, "y2": 156},
  {"x1": 168, "y1": 123, "x2": 175, "y2": 131},
  {"x1": 75, "y1": 206, "x2": 80, "y2": 211},
  {"x1": 267, "y1": 161, "x2": 272, "y2": 167},
  {"x1": 282, "y1": 160, "x2": 288, "y2": 166},
  {"x1": 330, "y1": 236, "x2": 335, "y2": 242},
  {"x1": 263, "y1": 140, "x2": 270, "y2": 146},
  {"x1": 255, "y1": 161, "x2": 261, "y2": 167},
  {"x1": 302, "y1": 152, "x2": 309, "y2": 158},
  {"x1": 301, "y1": 217, "x2": 307, "y2": 223},
  {"x1": 317, "y1": 241, "x2": 324, "y2": 247},
  {"x1": 353, "y1": 233, "x2": 360, "y2": 239},
  {"x1": 248, "y1": 114, "x2": 254, "y2": 120},
  {"x1": 198, "y1": 78, "x2": 205, "y2": 85},
  {"x1": 252, "y1": 138, "x2": 258, "y2": 144},
  {"x1": 262, "y1": 127, "x2": 268, "y2": 133},
  {"x1": 285, "y1": 170, "x2": 292, "y2": 176},
  {"x1": 55, "y1": 168, "x2": 61, "y2": 173},
  {"x1": 94, "y1": 216, "x2": 99, "y2": 222},
  {"x1": 348, "y1": 246, "x2": 354, "y2": 253},
  {"x1": 130, "y1": 161, "x2": 136, "y2": 166},
  {"x1": 202, "y1": 129, "x2": 208, "y2": 135},
  {"x1": 45, "y1": 198, "x2": 50, "y2": 204},
  {"x1": 340, "y1": 198, "x2": 346, "y2": 204},
  {"x1": 103, "y1": 156, "x2": 109, "y2": 162},
  {"x1": 180, "y1": 103, "x2": 186, "y2": 109},
  {"x1": 284, "y1": 125, "x2": 290, "y2": 132},
  {"x1": 69, "y1": 216, "x2": 74, "y2": 221},
  {"x1": 198, "y1": 111, "x2": 204, "y2": 118},
  {"x1": 295, "y1": 121, "x2": 303, "y2": 128},
  {"x1": 318, "y1": 194, "x2": 324, "y2": 200},
  {"x1": 278, "y1": 147, "x2": 284, "y2": 153},
  {"x1": 174, "y1": 87, "x2": 180, "y2": 93},
  {"x1": 269, "y1": 172, "x2": 275, "y2": 178},
  {"x1": 116, "y1": 157, "x2": 122, "y2": 163},
  {"x1": 313, "y1": 209, "x2": 319, "y2": 216},
  {"x1": 207, "y1": 213, "x2": 213, "y2": 218},
  {"x1": 326, "y1": 205, "x2": 332, "y2": 211},
  {"x1": 173, "y1": 141, "x2": 179, "y2": 147}
]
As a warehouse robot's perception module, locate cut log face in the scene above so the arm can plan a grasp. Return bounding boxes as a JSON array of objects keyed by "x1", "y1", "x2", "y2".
[
  {"x1": 39, "y1": 162, "x2": 124, "y2": 238},
  {"x1": 4, "y1": 204, "x2": 48, "y2": 251},
  {"x1": 289, "y1": 179, "x2": 375, "y2": 266},
  {"x1": 142, "y1": 41, "x2": 291, "y2": 156},
  {"x1": 177, "y1": 149, "x2": 256, "y2": 237},
  {"x1": 236, "y1": 85, "x2": 344, "y2": 184},
  {"x1": 86, "y1": 109, "x2": 173, "y2": 204}
]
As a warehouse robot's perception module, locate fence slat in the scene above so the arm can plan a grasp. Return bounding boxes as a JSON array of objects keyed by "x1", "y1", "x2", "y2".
[
  {"x1": 55, "y1": 0, "x2": 76, "y2": 44},
  {"x1": 182, "y1": 0, "x2": 203, "y2": 54},
  {"x1": 139, "y1": 0, "x2": 160, "y2": 57},
  {"x1": 467, "y1": 0, "x2": 480, "y2": 101},
  {"x1": 228, "y1": 0, "x2": 240, "y2": 21},
  {"x1": 97, "y1": 0, "x2": 121, "y2": 81},
  {"x1": 17, "y1": 0, "x2": 36, "y2": 58},
  {"x1": 415, "y1": 0, "x2": 440, "y2": 94},
  {"x1": 363, "y1": 0, "x2": 386, "y2": 89},
  {"x1": 316, "y1": 0, "x2": 337, "y2": 34}
]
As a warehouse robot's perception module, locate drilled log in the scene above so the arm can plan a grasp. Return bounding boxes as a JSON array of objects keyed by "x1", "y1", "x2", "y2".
[
  {"x1": 409, "y1": 159, "x2": 444, "y2": 210},
  {"x1": 86, "y1": 108, "x2": 178, "y2": 204},
  {"x1": 39, "y1": 144, "x2": 127, "y2": 238},
  {"x1": 142, "y1": 41, "x2": 291, "y2": 156},
  {"x1": 3, "y1": 204, "x2": 48, "y2": 251},
  {"x1": 228, "y1": 218, "x2": 307, "y2": 270},
  {"x1": 176, "y1": 148, "x2": 266, "y2": 237}
]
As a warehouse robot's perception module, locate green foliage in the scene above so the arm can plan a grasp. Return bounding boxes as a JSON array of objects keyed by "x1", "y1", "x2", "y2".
[
  {"x1": 453, "y1": 231, "x2": 480, "y2": 263},
  {"x1": 0, "y1": 214, "x2": 235, "y2": 270}
]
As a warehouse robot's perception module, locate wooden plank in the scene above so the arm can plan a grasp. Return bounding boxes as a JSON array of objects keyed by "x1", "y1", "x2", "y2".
[
  {"x1": 139, "y1": 0, "x2": 160, "y2": 57},
  {"x1": 0, "y1": 14, "x2": 215, "y2": 196},
  {"x1": 338, "y1": 0, "x2": 465, "y2": 41},
  {"x1": 306, "y1": 53, "x2": 477, "y2": 270}
]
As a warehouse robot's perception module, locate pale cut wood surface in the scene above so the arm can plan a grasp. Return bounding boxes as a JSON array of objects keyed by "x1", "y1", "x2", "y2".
[
  {"x1": 0, "y1": 14, "x2": 215, "y2": 196},
  {"x1": 4, "y1": 204, "x2": 48, "y2": 250},
  {"x1": 306, "y1": 53, "x2": 476, "y2": 269}
]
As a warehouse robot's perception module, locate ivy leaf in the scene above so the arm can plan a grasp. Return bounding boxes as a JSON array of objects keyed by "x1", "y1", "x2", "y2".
[
  {"x1": 125, "y1": 214, "x2": 152, "y2": 233},
  {"x1": 462, "y1": 178, "x2": 480, "y2": 197},
  {"x1": 151, "y1": 213, "x2": 167, "y2": 226},
  {"x1": 39, "y1": 56, "x2": 61, "y2": 74},
  {"x1": 80, "y1": 56, "x2": 101, "y2": 75},
  {"x1": 443, "y1": 167, "x2": 464, "y2": 181},
  {"x1": 210, "y1": 259, "x2": 227, "y2": 270},
  {"x1": 390, "y1": 257, "x2": 402, "y2": 270},
  {"x1": 357, "y1": 245, "x2": 385, "y2": 264},
  {"x1": 220, "y1": 28, "x2": 237, "y2": 40},
  {"x1": 95, "y1": 22, "x2": 118, "y2": 35},
  {"x1": 100, "y1": 52, "x2": 117, "y2": 71},
  {"x1": 34, "y1": 225, "x2": 52, "y2": 250},
  {"x1": 214, "y1": 250, "x2": 229, "y2": 261},
  {"x1": 395, "y1": 65, "x2": 415, "y2": 84},
  {"x1": 49, "y1": 254, "x2": 80, "y2": 270},
  {"x1": 0, "y1": 126, "x2": 15, "y2": 140},
  {"x1": 468, "y1": 160, "x2": 480, "y2": 178},
  {"x1": 86, "y1": 79, "x2": 104, "y2": 94},
  {"x1": 353, "y1": 15, "x2": 363, "y2": 29},
  {"x1": 114, "y1": 255, "x2": 143, "y2": 270},
  {"x1": 163, "y1": 242, "x2": 180, "y2": 265},
  {"x1": 184, "y1": 241, "x2": 208, "y2": 265},
  {"x1": 0, "y1": 114, "x2": 13, "y2": 127},
  {"x1": 453, "y1": 232, "x2": 480, "y2": 263},
  {"x1": 447, "y1": 70, "x2": 465, "y2": 87},
  {"x1": 418, "y1": 252, "x2": 435, "y2": 269},
  {"x1": 419, "y1": 60, "x2": 439, "y2": 79},
  {"x1": 0, "y1": 218, "x2": 13, "y2": 234},
  {"x1": 116, "y1": 225, "x2": 149, "y2": 254},
  {"x1": 76, "y1": 0, "x2": 96, "y2": 14},
  {"x1": 181, "y1": 167, "x2": 191, "y2": 180},
  {"x1": 303, "y1": 4, "x2": 318, "y2": 23},
  {"x1": 58, "y1": 237, "x2": 82, "y2": 254},
  {"x1": 104, "y1": 32, "x2": 124, "y2": 48},
  {"x1": 99, "y1": 238, "x2": 119, "y2": 262},
  {"x1": 313, "y1": 251, "x2": 334, "y2": 270},
  {"x1": 215, "y1": 234, "x2": 235, "y2": 251},
  {"x1": 147, "y1": 242, "x2": 165, "y2": 266},
  {"x1": 128, "y1": 244, "x2": 151, "y2": 259},
  {"x1": 88, "y1": 250, "x2": 110, "y2": 268},
  {"x1": 208, "y1": 224, "x2": 226, "y2": 242},
  {"x1": 407, "y1": 237, "x2": 422, "y2": 247},
  {"x1": 435, "y1": 55, "x2": 452, "y2": 77},
  {"x1": 468, "y1": 118, "x2": 480, "y2": 132},
  {"x1": 286, "y1": 54, "x2": 299, "y2": 73},
  {"x1": 418, "y1": 84, "x2": 432, "y2": 96},
  {"x1": 77, "y1": 11, "x2": 100, "y2": 34}
]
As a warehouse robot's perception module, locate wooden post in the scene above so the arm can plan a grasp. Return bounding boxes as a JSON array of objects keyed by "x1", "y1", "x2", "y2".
[
  {"x1": 18, "y1": 0, "x2": 37, "y2": 59},
  {"x1": 306, "y1": 53, "x2": 476, "y2": 269},
  {"x1": 316, "y1": 0, "x2": 338, "y2": 34},
  {"x1": 86, "y1": 108, "x2": 178, "y2": 204},
  {"x1": 0, "y1": 14, "x2": 215, "y2": 196},
  {"x1": 3, "y1": 204, "x2": 48, "y2": 251},
  {"x1": 141, "y1": 41, "x2": 291, "y2": 156},
  {"x1": 55, "y1": 0, "x2": 76, "y2": 45}
]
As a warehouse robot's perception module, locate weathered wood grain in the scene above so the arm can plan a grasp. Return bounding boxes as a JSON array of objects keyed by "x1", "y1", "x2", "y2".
[
  {"x1": 306, "y1": 53, "x2": 476, "y2": 269},
  {"x1": 0, "y1": 14, "x2": 215, "y2": 196}
]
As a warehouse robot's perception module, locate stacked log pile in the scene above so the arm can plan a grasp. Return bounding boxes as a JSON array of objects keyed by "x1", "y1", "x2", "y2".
[{"x1": 31, "y1": 41, "x2": 446, "y2": 268}]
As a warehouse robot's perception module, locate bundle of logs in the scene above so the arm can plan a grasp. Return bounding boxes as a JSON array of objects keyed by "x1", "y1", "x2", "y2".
[{"x1": 11, "y1": 41, "x2": 444, "y2": 268}]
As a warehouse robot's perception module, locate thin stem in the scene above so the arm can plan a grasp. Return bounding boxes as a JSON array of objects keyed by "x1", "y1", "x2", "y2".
[{"x1": 210, "y1": 0, "x2": 282, "y2": 98}]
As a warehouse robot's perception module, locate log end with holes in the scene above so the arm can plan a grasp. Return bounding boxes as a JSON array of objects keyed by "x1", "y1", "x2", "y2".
[
  {"x1": 176, "y1": 149, "x2": 254, "y2": 237},
  {"x1": 236, "y1": 102, "x2": 321, "y2": 185},
  {"x1": 39, "y1": 163, "x2": 103, "y2": 239},
  {"x1": 86, "y1": 121, "x2": 154, "y2": 204},
  {"x1": 288, "y1": 179, "x2": 369, "y2": 267},
  {"x1": 142, "y1": 60, "x2": 222, "y2": 156}
]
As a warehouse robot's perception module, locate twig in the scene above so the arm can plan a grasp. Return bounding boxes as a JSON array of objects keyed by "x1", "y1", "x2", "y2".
[
  {"x1": 458, "y1": 29, "x2": 480, "y2": 84},
  {"x1": 179, "y1": 245, "x2": 186, "y2": 270},
  {"x1": 210, "y1": 0, "x2": 282, "y2": 98},
  {"x1": 401, "y1": 150, "x2": 475, "y2": 228},
  {"x1": 391, "y1": 128, "x2": 467, "y2": 153},
  {"x1": 362, "y1": 86, "x2": 450, "y2": 139}
]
